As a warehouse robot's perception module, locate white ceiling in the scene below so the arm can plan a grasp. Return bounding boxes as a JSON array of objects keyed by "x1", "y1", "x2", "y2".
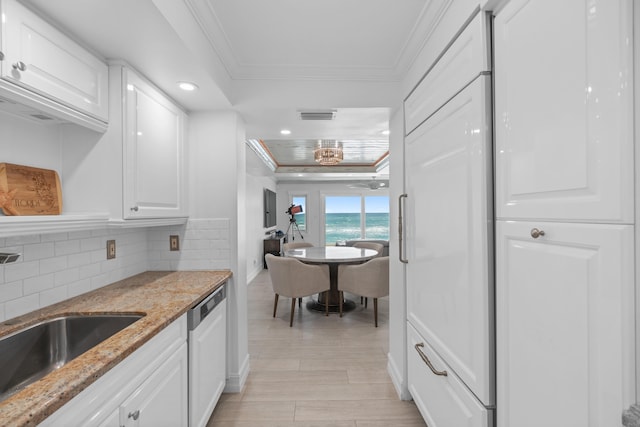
[{"x1": 24, "y1": 0, "x2": 432, "y2": 178}]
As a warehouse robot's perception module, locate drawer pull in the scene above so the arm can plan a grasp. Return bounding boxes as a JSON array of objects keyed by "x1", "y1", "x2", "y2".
[
  {"x1": 530, "y1": 228, "x2": 545, "y2": 239},
  {"x1": 128, "y1": 410, "x2": 140, "y2": 420},
  {"x1": 415, "y1": 343, "x2": 448, "y2": 376}
]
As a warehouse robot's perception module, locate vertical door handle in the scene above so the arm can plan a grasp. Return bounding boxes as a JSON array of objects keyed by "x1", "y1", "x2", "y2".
[{"x1": 398, "y1": 194, "x2": 408, "y2": 263}]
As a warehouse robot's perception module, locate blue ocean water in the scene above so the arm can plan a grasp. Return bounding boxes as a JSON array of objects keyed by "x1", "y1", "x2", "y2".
[{"x1": 325, "y1": 212, "x2": 389, "y2": 244}]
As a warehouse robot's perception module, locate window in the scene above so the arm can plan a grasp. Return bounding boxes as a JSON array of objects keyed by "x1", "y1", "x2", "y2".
[
  {"x1": 324, "y1": 195, "x2": 389, "y2": 245},
  {"x1": 290, "y1": 195, "x2": 306, "y2": 231}
]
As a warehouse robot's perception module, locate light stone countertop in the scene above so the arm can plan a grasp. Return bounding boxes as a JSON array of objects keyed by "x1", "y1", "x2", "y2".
[{"x1": 0, "y1": 270, "x2": 232, "y2": 427}]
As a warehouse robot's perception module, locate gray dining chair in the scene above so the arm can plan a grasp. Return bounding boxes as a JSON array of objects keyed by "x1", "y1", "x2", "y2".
[
  {"x1": 264, "y1": 253, "x2": 330, "y2": 326},
  {"x1": 337, "y1": 256, "x2": 389, "y2": 327},
  {"x1": 283, "y1": 242, "x2": 313, "y2": 251},
  {"x1": 351, "y1": 241, "x2": 384, "y2": 257},
  {"x1": 351, "y1": 241, "x2": 384, "y2": 306}
]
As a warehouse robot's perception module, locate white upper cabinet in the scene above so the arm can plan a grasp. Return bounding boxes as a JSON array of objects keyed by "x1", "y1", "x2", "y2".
[
  {"x1": 0, "y1": 0, "x2": 108, "y2": 129},
  {"x1": 404, "y1": 13, "x2": 490, "y2": 135},
  {"x1": 120, "y1": 67, "x2": 187, "y2": 220},
  {"x1": 494, "y1": 0, "x2": 634, "y2": 223}
]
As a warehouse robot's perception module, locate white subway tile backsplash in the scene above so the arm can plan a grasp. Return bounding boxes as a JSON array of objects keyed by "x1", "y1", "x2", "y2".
[
  {"x1": 5, "y1": 260, "x2": 40, "y2": 282},
  {"x1": 41, "y1": 232, "x2": 69, "y2": 242},
  {"x1": 54, "y1": 268, "x2": 80, "y2": 287},
  {"x1": 5, "y1": 235, "x2": 41, "y2": 246},
  {"x1": 79, "y1": 262, "x2": 101, "y2": 279},
  {"x1": 68, "y1": 279, "x2": 92, "y2": 298},
  {"x1": 23, "y1": 242, "x2": 55, "y2": 261},
  {"x1": 40, "y1": 286, "x2": 68, "y2": 307},
  {"x1": 39, "y1": 256, "x2": 68, "y2": 275},
  {"x1": 23, "y1": 274, "x2": 55, "y2": 295},
  {"x1": 0, "y1": 220, "x2": 228, "y2": 322},
  {"x1": 5, "y1": 294, "x2": 39, "y2": 320},
  {"x1": 68, "y1": 252, "x2": 92, "y2": 268},
  {"x1": 55, "y1": 239, "x2": 81, "y2": 256},
  {"x1": 80, "y1": 237, "x2": 104, "y2": 252},
  {"x1": 0, "y1": 281, "x2": 23, "y2": 303}
]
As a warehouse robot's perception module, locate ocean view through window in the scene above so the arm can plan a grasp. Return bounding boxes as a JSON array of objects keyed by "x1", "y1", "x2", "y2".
[{"x1": 324, "y1": 195, "x2": 389, "y2": 245}]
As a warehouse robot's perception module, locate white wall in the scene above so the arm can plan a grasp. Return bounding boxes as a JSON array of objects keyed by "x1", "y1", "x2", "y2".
[
  {"x1": 275, "y1": 181, "x2": 390, "y2": 246},
  {"x1": 188, "y1": 110, "x2": 249, "y2": 393},
  {"x1": 245, "y1": 150, "x2": 277, "y2": 282}
]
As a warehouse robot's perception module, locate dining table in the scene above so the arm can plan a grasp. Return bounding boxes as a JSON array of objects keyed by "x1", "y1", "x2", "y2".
[{"x1": 284, "y1": 246, "x2": 378, "y2": 313}]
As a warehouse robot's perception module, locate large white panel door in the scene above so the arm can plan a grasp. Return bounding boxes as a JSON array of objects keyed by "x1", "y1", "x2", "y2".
[
  {"x1": 405, "y1": 76, "x2": 494, "y2": 405},
  {"x1": 496, "y1": 220, "x2": 635, "y2": 427},
  {"x1": 493, "y1": 0, "x2": 634, "y2": 223}
]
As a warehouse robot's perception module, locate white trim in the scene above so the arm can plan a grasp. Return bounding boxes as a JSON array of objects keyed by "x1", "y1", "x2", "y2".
[
  {"x1": 224, "y1": 353, "x2": 250, "y2": 393},
  {"x1": 388, "y1": 353, "x2": 412, "y2": 401}
]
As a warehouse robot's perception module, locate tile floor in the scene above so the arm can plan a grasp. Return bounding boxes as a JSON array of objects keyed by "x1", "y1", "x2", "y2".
[{"x1": 207, "y1": 269, "x2": 426, "y2": 427}]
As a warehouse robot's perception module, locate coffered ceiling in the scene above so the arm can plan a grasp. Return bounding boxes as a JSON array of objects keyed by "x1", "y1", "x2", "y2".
[{"x1": 25, "y1": 0, "x2": 434, "y2": 179}]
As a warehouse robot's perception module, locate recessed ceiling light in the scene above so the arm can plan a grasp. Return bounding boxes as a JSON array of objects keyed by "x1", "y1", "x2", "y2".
[
  {"x1": 280, "y1": 129, "x2": 291, "y2": 135},
  {"x1": 178, "y1": 81, "x2": 198, "y2": 91},
  {"x1": 382, "y1": 130, "x2": 390, "y2": 135}
]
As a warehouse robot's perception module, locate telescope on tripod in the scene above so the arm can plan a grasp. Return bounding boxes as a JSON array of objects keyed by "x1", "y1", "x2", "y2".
[{"x1": 285, "y1": 204, "x2": 304, "y2": 241}]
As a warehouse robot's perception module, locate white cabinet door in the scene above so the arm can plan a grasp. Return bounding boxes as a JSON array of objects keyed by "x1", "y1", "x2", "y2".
[
  {"x1": 405, "y1": 76, "x2": 494, "y2": 405},
  {"x1": 189, "y1": 302, "x2": 226, "y2": 427},
  {"x1": 0, "y1": 0, "x2": 108, "y2": 122},
  {"x1": 493, "y1": 0, "x2": 634, "y2": 223},
  {"x1": 123, "y1": 68, "x2": 186, "y2": 219},
  {"x1": 121, "y1": 342, "x2": 189, "y2": 427},
  {"x1": 496, "y1": 220, "x2": 635, "y2": 427},
  {"x1": 96, "y1": 409, "x2": 119, "y2": 427}
]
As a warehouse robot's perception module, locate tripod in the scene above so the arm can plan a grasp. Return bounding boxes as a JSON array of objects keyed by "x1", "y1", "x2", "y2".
[{"x1": 285, "y1": 215, "x2": 304, "y2": 241}]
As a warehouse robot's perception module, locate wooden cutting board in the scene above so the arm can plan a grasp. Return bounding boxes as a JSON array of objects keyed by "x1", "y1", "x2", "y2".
[{"x1": 0, "y1": 163, "x2": 62, "y2": 215}]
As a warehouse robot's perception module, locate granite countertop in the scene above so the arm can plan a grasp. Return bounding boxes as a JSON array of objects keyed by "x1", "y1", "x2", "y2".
[{"x1": 0, "y1": 270, "x2": 232, "y2": 427}]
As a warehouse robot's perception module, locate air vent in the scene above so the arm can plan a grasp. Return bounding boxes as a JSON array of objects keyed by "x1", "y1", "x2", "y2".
[{"x1": 298, "y1": 110, "x2": 336, "y2": 121}]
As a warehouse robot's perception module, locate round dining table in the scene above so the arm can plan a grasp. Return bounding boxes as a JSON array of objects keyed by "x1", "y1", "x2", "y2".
[{"x1": 284, "y1": 246, "x2": 378, "y2": 313}]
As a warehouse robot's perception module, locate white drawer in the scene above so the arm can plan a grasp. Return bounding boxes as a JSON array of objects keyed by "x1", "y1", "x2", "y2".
[
  {"x1": 407, "y1": 322, "x2": 493, "y2": 427},
  {"x1": 404, "y1": 13, "x2": 489, "y2": 135}
]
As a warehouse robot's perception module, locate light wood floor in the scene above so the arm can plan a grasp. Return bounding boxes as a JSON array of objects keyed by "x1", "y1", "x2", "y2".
[{"x1": 207, "y1": 269, "x2": 426, "y2": 427}]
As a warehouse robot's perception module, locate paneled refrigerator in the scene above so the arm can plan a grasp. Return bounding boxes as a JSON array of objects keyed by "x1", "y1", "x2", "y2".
[{"x1": 401, "y1": 12, "x2": 495, "y2": 426}]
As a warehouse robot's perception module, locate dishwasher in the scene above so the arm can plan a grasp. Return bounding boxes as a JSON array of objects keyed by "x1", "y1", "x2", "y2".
[{"x1": 187, "y1": 283, "x2": 226, "y2": 427}]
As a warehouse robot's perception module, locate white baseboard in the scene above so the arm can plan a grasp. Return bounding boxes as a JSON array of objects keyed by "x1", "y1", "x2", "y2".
[
  {"x1": 224, "y1": 353, "x2": 250, "y2": 393},
  {"x1": 388, "y1": 353, "x2": 412, "y2": 401}
]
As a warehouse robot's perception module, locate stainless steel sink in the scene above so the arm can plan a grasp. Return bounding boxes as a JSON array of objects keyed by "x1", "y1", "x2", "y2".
[{"x1": 0, "y1": 314, "x2": 144, "y2": 402}]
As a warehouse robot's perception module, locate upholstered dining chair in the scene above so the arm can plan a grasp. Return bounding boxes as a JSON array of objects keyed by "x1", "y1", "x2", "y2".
[
  {"x1": 264, "y1": 253, "x2": 330, "y2": 326},
  {"x1": 283, "y1": 242, "x2": 313, "y2": 251},
  {"x1": 351, "y1": 241, "x2": 384, "y2": 257},
  {"x1": 351, "y1": 241, "x2": 384, "y2": 306},
  {"x1": 337, "y1": 256, "x2": 389, "y2": 327}
]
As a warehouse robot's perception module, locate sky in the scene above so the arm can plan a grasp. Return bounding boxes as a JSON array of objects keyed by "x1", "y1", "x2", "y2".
[{"x1": 325, "y1": 196, "x2": 390, "y2": 214}]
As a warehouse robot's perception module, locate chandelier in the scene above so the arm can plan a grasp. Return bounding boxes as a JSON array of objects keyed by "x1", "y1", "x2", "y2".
[{"x1": 313, "y1": 140, "x2": 344, "y2": 165}]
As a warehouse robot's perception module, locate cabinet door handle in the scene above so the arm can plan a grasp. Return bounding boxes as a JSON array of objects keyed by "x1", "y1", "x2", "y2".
[
  {"x1": 130, "y1": 206, "x2": 139, "y2": 212},
  {"x1": 12, "y1": 61, "x2": 27, "y2": 71},
  {"x1": 398, "y1": 194, "x2": 408, "y2": 264},
  {"x1": 530, "y1": 228, "x2": 545, "y2": 239},
  {"x1": 128, "y1": 409, "x2": 140, "y2": 420},
  {"x1": 0, "y1": 52, "x2": 4, "y2": 61},
  {"x1": 414, "y1": 343, "x2": 447, "y2": 376}
]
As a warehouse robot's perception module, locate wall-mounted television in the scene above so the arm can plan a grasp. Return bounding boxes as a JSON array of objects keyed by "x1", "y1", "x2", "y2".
[{"x1": 263, "y1": 188, "x2": 277, "y2": 228}]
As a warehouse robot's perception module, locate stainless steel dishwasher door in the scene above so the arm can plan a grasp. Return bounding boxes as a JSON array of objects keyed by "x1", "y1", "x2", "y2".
[{"x1": 187, "y1": 283, "x2": 226, "y2": 427}]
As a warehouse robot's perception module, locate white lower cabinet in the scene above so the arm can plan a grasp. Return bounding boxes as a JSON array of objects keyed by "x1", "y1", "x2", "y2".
[
  {"x1": 407, "y1": 323, "x2": 493, "y2": 427},
  {"x1": 40, "y1": 315, "x2": 188, "y2": 427},
  {"x1": 120, "y1": 342, "x2": 188, "y2": 427},
  {"x1": 496, "y1": 221, "x2": 635, "y2": 427}
]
